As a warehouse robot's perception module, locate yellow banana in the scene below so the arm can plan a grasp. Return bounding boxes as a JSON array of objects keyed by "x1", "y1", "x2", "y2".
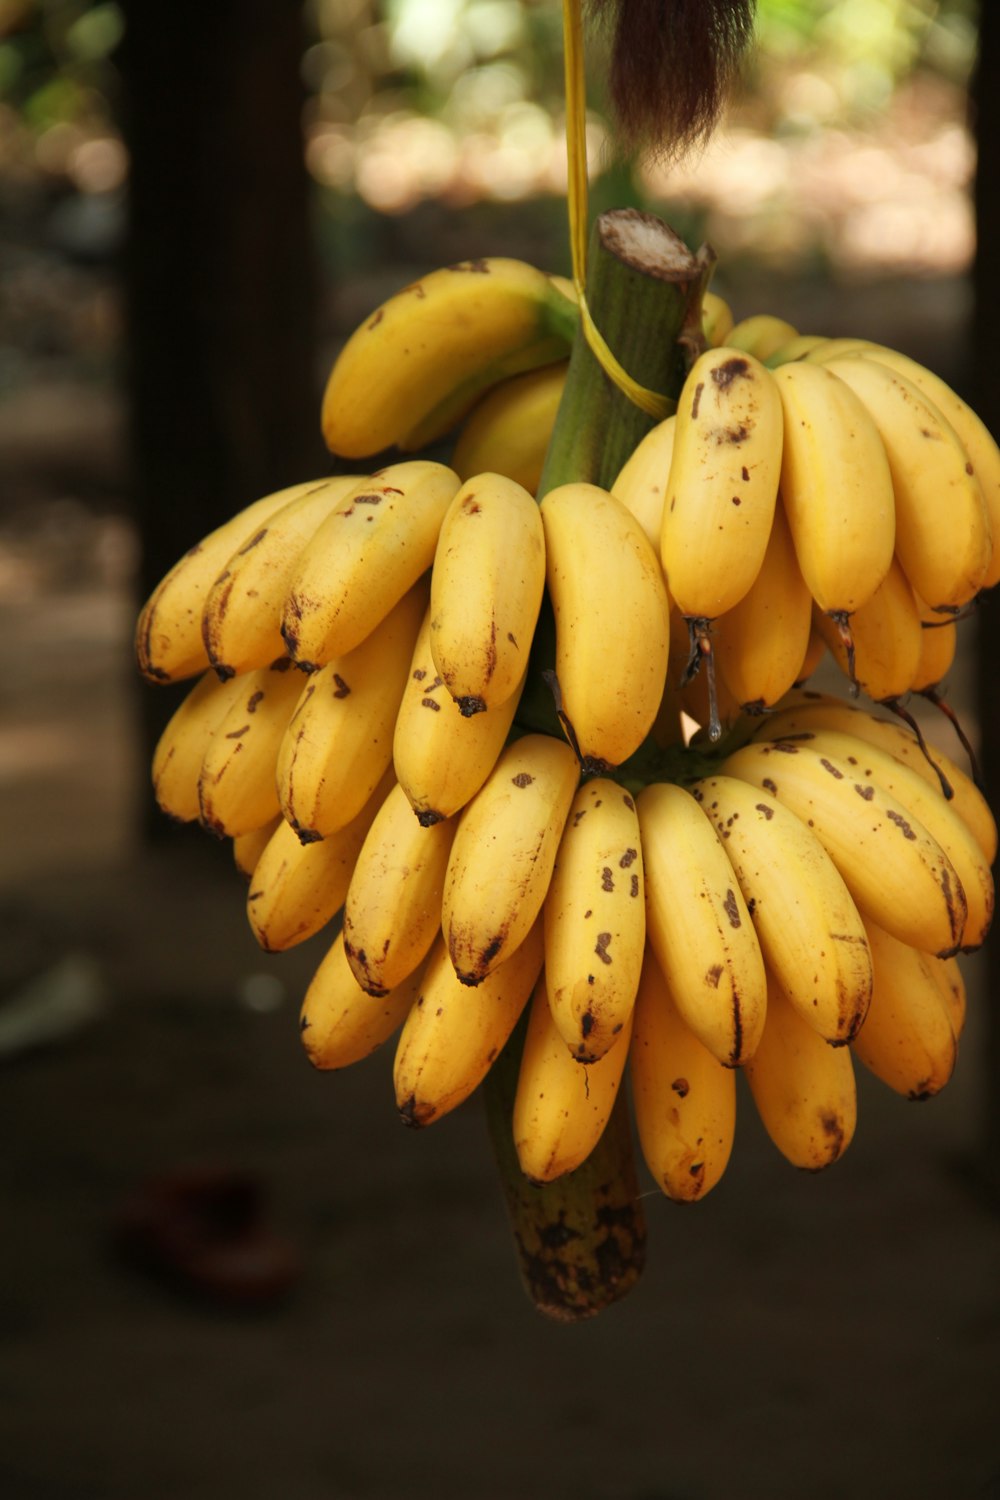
[
  {"x1": 753, "y1": 691, "x2": 997, "y2": 864},
  {"x1": 811, "y1": 555, "x2": 922, "y2": 702},
  {"x1": 450, "y1": 362, "x2": 568, "y2": 493},
  {"x1": 280, "y1": 461, "x2": 460, "y2": 668},
  {"x1": 197, "y1": 661, "x2": 305, "y2": 838},
  {"x1": 136, "y1": 480, "x2": 322, "y2": 684},
  {"x1": 393, "y1": 921, "x2": 545, "y2": 1126},
  {"x1": 442, "y1": 733, "x2": 579, "y2": 986},
  {"x1": 660, "y1": 346, "x2": 784, "y2": 621},
  {"x1": 300, "y1": 930, "x2": 426, "y2": 1071},
  {"x1": 711, "y1": 496, "x2": 812, "y2": 712},
  {"x1": 794, "y1": 628, "x2": 827, "y2": 686},
  {"x1": 232, "y1": 816, "x2": 280, "y2": 879},
  {"x1": 928, "y1": 952, "x2": 967, "y2": 1039},
  {"x1": 771, "y1": 360, "x2": 895, "y2": 616},
  {"x1": 629, "y1": 945, "x2": 737, "y2": 1202},
  {"x1": 543, "y1": 777, "x2": 645, "y2": 1063},
  {"x1": 693, "y1": 774, "x2": 873, "y2": 1044},
  {"x1": 850, "y1": 343, "x2": 1000, "y2": 590},
  {"x1": 275, "y1": 579, "x2": 426, "y2": 842},
  {"x1": 610, "y1": 414, "x2": 675, "y2": 550},
  {"x1": 150, "y1": 669, "x2": 245, "y2": 823},
  {"x1": 720, "y1": 738, "x2": 967, "y2": 957},
  {"x1": 825, "y1": 356, "x2": 991, "y2": 613},
  {"x1": 851, "y1": 918, "x2": 957, "y2": 1099},
  {"x1": 701, "y1": 290, "x2": 734, "y2": 347},
  {"x1": 744, "y1": 970, "x2": 857, "y2": 1171},
  {"x1": 636, "y1": 780, "x2": 767, "y2": 1068},
  {"x1": 321, "y1": 258, "x2": 577, "y2": 458},
  {"x1": 392, "y1": 608, "x2": 524, "y2": 826},
  {"x1": 201, "y1": 476, "x2": 359, "y2": 678},
  {"x1": 760, "y1": 725, "x2": 993, "y2": 952},
  {"x1": 428, "y1": 472, "x2": 545, "y2": 714},
  {"x1": 513, "y1": 973, "x2": 633, "y2": 1183},
  {"x1": 342, "y1": 780, "x2": 458, "y2": 996},
  {"x1": 765, "y1": 333, "x2": 831, "y2": 365},
  {"x1": 912, "y1": 608, "x2": 957, "y2": 695},
  {"x1": 246, "y1": 767, "x2": 394, "y2": 952},
  {"x1": 727, "y1": 313, "x2": 799, "y2": 362},
  {"x1": 541, "y1": 481, "x2": 671, "y2": 768}
]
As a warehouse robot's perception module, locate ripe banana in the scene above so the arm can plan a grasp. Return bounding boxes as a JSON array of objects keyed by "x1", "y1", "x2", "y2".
[
  {"x1": 660, "y1": 346, "x2": 784, "y2": 621},
  {"x1": 771, "y1": 360, "x2": 896, "y2": 617},
  {"x1": 197, "y1": 660, "x2": 305, "y2": 838},
  {"x1": 727, "y1": 313, "x2": 799, "y2": 362},
  {"x1": 766, "y1": 333, "x2": 831, "y2": 365},
  {"x1": 720, "y1": 738, "x2": 967, "y2": 957},
  {"x1": 429, "y1": 472, "x2": 545, "y2": 714},
  {"x1": 300, "y1": 930, "x2": 426, "y2": 1071},
  {"x1": 151, "y1": 669, "x2": 245, "y2": 823},
  {"x1": 824, "y1": 356, "x2": 991, "y2": 613},
  {"x1": 442, "y1": 733, "x2": 579, "y2": 986},
  {"x1": 754, "y1": 690, "x2": 997, "y2": 864},
  {"x1": 850, "y1": 343, "x2": 1000, "y2": 590},
  {"x1": 629, "y1": 945, "x2": 736, "y2": 1202},
  {"x1": 744, "y1": 970, "x2": 857, "y2": 1171},
  {"x1": 393, "y1": 920, "x2": 545, "y2": 1126},
  {"x1": 912, "y1": 606, "x2": 957, "y2": 695},
  {"x1": 711, "y1": 497, "x2": 812, "y2": 712},
  {"x1": 762, "y1": 725, "x2": 993, "y2": 952},
  {"x1": 928, "y1": 952, "x2": 967, "y2": 1039},
  {"x1": 693, "y1": 774, "x2": 873, "y2": 1044},
  {"x1": 280, "y1": 461, "x2": 460, "y2": 667},
  {"x1": 247, "y1": 767, "x2": 394, "y2": 952},
  {"x1": 450, "y1": 362, "x2": 568, "y2": 493},
  {"x1": 392, "y1": 608, "x2": 525, "y2": 826},
  {"x1": 321, "y1": 258, "x2": 577, "y2": 458},
  {"x1": 541, "y1": 481, "x2": 670, "y2": 768},
  {"x1": 636, "y1": 780, "x2": 767, "y2": 1067},
  {"x1": 701, "y1": 290, "x2": 734, "y2": 347},
  {"x1": 201, "y1": 475, "x2": 359, "y2": 678},
  {"x1": 610, "y1": 414, "x2": 675, "y2": 550},
  {"x1": 512, "y1": 972, "x2": 633, "y2": 1183},
  {"x1": 851, "y1": 918, "x2": 957, "y2": 1099},
  {"x1": 233, "y1": 816, "x2": 280, "y2": 879},
  {"x1": 543, "y1": 777, "x2": 645, "y2": 1063},
  {"x1": 136, "y1": 480, "x2": 322, "y2": 684},
  {"x1": 342, "y1": 780, "x2": 458, "y2": 996},
  {"x1": 276, "y1": 580, "x2": 426, "y2": 842},
  {"x1": 811, "y1": 555, "x2": 922, "y2": 703}
]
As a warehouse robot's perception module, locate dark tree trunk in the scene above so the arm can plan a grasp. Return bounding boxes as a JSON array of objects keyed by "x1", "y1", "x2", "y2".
[
  {"x1": 117, "y1": 0, "x2": 329, "y2": 826},
  {"x1": 971, "y1": 3, "x2": 1000, "y2": 1189}
]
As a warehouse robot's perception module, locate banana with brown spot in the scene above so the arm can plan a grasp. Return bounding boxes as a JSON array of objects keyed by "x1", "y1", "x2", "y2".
[
  {"x1": 543, "y1": 777, "x2": 646, "y2": 1063},
  {"x1": 720, "y1": 738, "x2": 967, "y2": 957},
  {"x1": 636, "y1": 780, "x2": 767, "y2": 1068},
  {"x1": 810, "y1": 555, "x2": 922, "y2": 702},
  {"x1": 744, "y1": 969, "x2": 857, "y2": 1171},
  {"x1": 693, "y1": 774, "x2": 872, "y2": 1044},
  {"x1": 629, "y1": 945, "x2": 736, "y2": 1202},
  {"x1": 540, "y1": 481, "x2": 670, "y2": 768},
  {"x1": 301, "y1": 930, "x2": 427, "y2": 1072},
  {"x1": 392, "y1": 921, "x2": 545, "y2": 1127},
  {"x1": 428, "y1": 471, "x2": 545, "y2": 714},
  {"x1": 512, "y1": 971, "x2": 632, "y2": 1183},
  {"x1": 280, "y1": 460, "x2": 460, "y2": 668},
  {"x1": 197, "y1": 661, "x2": 305, "y2": 838},
  {"x1": 442, "y1": 733, "x2": 579, "y2": 987},
  {"x1": 151, "y1": 668, "x2": 246, "y2": 824},
  {"x1": 851, "y1": 918, "x2": 958, "y2": 1099}
]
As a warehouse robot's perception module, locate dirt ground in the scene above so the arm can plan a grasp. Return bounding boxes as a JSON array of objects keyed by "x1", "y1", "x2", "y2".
[{"x1": 1, "y1": 272, "x2": 999, "y2": 1500}]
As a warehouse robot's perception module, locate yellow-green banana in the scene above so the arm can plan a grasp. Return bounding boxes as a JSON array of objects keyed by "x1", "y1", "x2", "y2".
[
  {"x1": 429, "y1": 472, "x2": 545, "y2": 714},
  {"x1": 342, "y1": 780, "x2": 458, "y2": 996},
  {"x1": 441, "y1": 733, "x2": 579, "y2": 986},
  {"x1": 727, "y1": 313, "x2": 799, "y2": 362},
  {"x1": 700, "y1": 290, "x2": 734, "y2": 347},
  {"x1": 629, "y1": 945, "x2": 737, "y2": 1202},
  {"x1": 321, "y1": 258, "x2": 577, "y2": 458},
  {"x1": 543, "y1": 777, "x2": 645, "y2": 1063},
  {"x1": 541, "y1": 481, "x2": 671, "y2": 768},
  {"x1": 276, "y1": 580, "x2": 426, "y2": 841},
  {"x1": 512, "y1": 972, "x2": 632, "y2": 1183},
  {"x1": 636, "y1": 780, "x2": 767, "y2": 1068},
  {"x1": 280, "y1": 461, "x2": 459, "y2": 668},
  {"x1": 450, "y1": 362, "x2": 568, "y2": 493}
]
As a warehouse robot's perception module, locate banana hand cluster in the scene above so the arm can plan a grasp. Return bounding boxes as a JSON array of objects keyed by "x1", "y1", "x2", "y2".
[{"x1": 136, "y1": 262, "x2": 997, "y2": 1301}]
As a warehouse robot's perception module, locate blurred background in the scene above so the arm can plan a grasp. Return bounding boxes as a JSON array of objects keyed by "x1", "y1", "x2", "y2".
[{"x1": 1, "y1": 3, "x2": 999, "y2": 1497}]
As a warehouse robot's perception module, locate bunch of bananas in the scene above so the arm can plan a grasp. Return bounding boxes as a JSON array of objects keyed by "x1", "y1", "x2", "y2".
[{"x1": 137, "y1": 256, "x2": 996, "y2": 1244}]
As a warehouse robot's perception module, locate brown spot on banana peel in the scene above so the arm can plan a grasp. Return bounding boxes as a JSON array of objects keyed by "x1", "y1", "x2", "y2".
[
  {"x1": 398, "y1": 1094, "x2": 435, "y2": 1128},
  {"x1": 458, "y1": 695, "x2": 487, "y2": 716},
  {"x1": 722, "y1": 889, "x2": 741, "y2": 928},
  {"x1": 594, "y1": 933, "x2": 613, "y2": 964},
  {"x1": 711, "y1": 356, "x2": 751, "y2": 390}
]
